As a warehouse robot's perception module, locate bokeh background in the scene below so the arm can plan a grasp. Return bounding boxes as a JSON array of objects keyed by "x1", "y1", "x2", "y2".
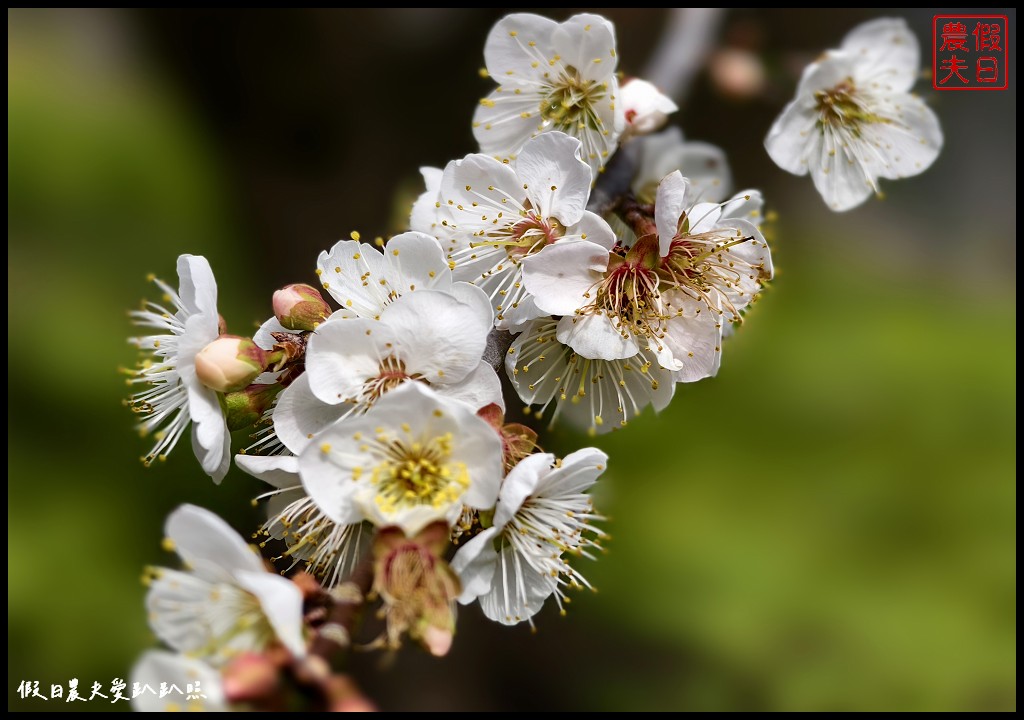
[{"x1": 8, "y1": 7, "x2": 1015, "y2": 712}]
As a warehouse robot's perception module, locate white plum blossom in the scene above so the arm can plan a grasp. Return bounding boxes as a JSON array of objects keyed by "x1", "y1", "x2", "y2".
[
  {"x1": 451, "y1": 448, "x2": 607, "y2": 626},
  {"x1": 473, "y1": 13, "x2": 624, "y2": 175},
  {"x1": 506, "y1": 318, "x2": 674, "y2": 435},
  {"x1": 765, "y1": 17, "x2": 943, "y2": 211},
  {"x1": 420, "y1": 131, "x2": 615, "y2": 328},
  {"x1": 127, "y1": 254, "x2": 230, "y2": 482},
  {"x1": 145, "y1": 504, "x2": 306, "y2": 665},
  {"x1": 523, "y1": 171, "x2": 771, "y2": 383},
  {"x1": 130, "y1": 650, "x2": 228, "y2": 712},
  {"x1": 620, "y1": 77, "x2": 678, "y2": 136},
  {"x1": 298, "y1": 382, "x2": 503, "y2": 536},
  {"x1": 236, "y1": 454, "x2": 371, "y2": 588}
]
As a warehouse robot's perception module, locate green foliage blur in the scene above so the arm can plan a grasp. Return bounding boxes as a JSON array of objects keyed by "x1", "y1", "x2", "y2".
[{"x1": 8, "y1": 8, "x2": 1015, "y2": 712}]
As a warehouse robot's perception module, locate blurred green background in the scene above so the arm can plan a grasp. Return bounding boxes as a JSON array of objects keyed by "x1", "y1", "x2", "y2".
[{"x1": 8, "y1": 8, "x2": 1015, "y2": 712}]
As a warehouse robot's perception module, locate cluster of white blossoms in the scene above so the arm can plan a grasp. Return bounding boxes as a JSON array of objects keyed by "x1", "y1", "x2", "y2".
[{"x1": 124, "y1": 12, "x2": 940, "y2": 712}]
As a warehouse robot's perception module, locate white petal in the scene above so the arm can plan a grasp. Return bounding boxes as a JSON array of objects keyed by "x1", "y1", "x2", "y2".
[
  {"x1": 381, "y1": 290, "x2": 490, "y2": 385},
  {"x1": 484, "y1": 13, "x2": 557, "y2": 80},
  {"x1": 866, "y1": 94, "x2": 943, "y2": 180},
  {"x1": 381, "y1": 232, "x2": 452, "y2": 296},
  {"x1": 274, "y1": 373, "x2": 352, "y2": 454},
  {"x1": 535, "y1": 446, "x2": 607, "y2": 496},
  {"x1": 439, "y1": 152, "x2": 524, "y2": 238},
  {"x1": 146, "y1": 569, "x2": 216, "y2": 655},
  {"x1": 566, "y1": 210, "x2": 616, "y2": 250},
  {"x1": 315, "y1": 240, "x2": 388, "y2": 316},
  {"x1": 808, "y1": 127, "x2": 876, "y2": 211},
  {"x1": 521, "y1": 240, "x2": 609, "y2": 315},
  {"x1": 516, "y1": 132, "x2": 592, "y2": 224},
  {"x1": 662, "y1": 294, "x2": 724, "y2": 382},
  {"x1": 297, "y1": 433, "x2": 365, "y2": 527},
  {"x1": 234, "y1": 570, "x2": 307, "y2": 659},
  {"x1": 479, "y1": 543, "x2": 557, "y2": 626},
  {"x1": 234, "y1": 454, "x2": 300, "y2": 489},
  {"x1": 448, "y1": 281, "x2": 496, "y2": 327},
  {"x1": 305, "y1": 317, "x2": 387, "y2": 405},
  {"x1": 449, "y1": 527, "x2": 499, "y2": 604},
  {"x1": 176, "y1": 254, "x2": 218, "y2": 318},
  {"x1": 556, "y1": 312, "x2": 639, "y2": 361},
  {"x1": 130, "y1": 651, "x2": 227, "y2": 712},
  {"x1": 663, "y1": 138, "x2": 732, "y2": 204},
  {"x1": 842, "y1": 17, "x2": 919, "y2": 93},
  {"x1": 552, "y1": 14, "x2": 619, "y2": 83},
  {"x1": 495, "y1": 452, "x2": 551, "y2": 528},
  {"x1": 720, "y1": 189, "x2": 764, "y2": 223},
  {"x1": 688, "y1": 201, "x2": 724, "y2": 235},
  {"x1": 473, "y1": 90, "x2": 543, "y2": 161},
  {"x1": 253, "y1": 316, "x2": 291, "y2": 351},
  {"x1": 436, "y1": 361, "x2": 505, "y2": 413},
  {"x1": 409, "y1": 166, "x2": 444, "y2": 234},
  {"x1": 166, "y1": 504, "x2": 265, "y2": 580},
  {"x1": 655, "y1": 170, "x2": 689, "y2": 256},
  {"x1": 763, "y1": 99, "x2": 818, "y2": 176}
]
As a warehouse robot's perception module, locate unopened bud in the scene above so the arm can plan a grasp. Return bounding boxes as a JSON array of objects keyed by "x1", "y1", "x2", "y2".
[
  {"x1": 273, "y1": 284, "x2": 331, "y2": 332},
  {"x1": 223, "y1": 381, "x2": 281, "y2": 431},
  {"x1": 420, "y1": 625, "x2": 453, "y2": 657},
  {"x1": 221, "y1": 652, "x2": 279, "y2": 702},
  {"x1": 621, "y1": 78, "x2": 678, "y2": 136},
  {"x1": 195, "y1": 335, "x2": 270, "y2": 393}
]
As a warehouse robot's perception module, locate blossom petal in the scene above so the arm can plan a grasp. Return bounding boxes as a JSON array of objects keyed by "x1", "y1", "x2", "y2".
[
  {"x1": 130, "y1": 651, "x2": 227, "y2": 712},
  {"x1": 842, "y1": 17, "x2": 919, "y2": 93},
  {"x1": 234, "y1": 570, "x2": 307, "y2": 659},
  {"x1": 867, "y1": 94, "x2": 943, "y2": 180},
  {"x1": 764, "y1": 99, "x2": 818, "y2": 176},
  {"x1": 380, "y1": 290, "x2": 490, "y2": 385},
  {"x1": 484, "y1": 13, "x2": 558, "y2": 80},
  {"x1": 439, "y1": 152, "x2": 524, "y2": 238},
  {"x1": 521, "y1": 240, "x2": 609, "y2": 315},
  {"x1": 655, "y1": 170, "x2": 689, "y2": 256},
  {"x1": 305, "y1": 317, "x2": 387, "y2": 405},
  {"x1": 552, "y1": 14, "x2": 619, "y2": 83},
  {"x1": 382, "y1": 231, "x2": 452, "y2": 295},
  {"x1": 567, "y1": 210, "x2": 616, "y2": 250},
  {"x1": 252, "y1": 316, "x2": 291, "y2": 351},
  {"x1": 479, "y1": 543, "x2": 557, "y2": 625},
  {"x1": 316, "y1": 240, "x2": 388, "y2": 316},
  {"x1": 556, "y1": 312, "x2": 639, "y2": 361},
  {"x1": 274, "y1": 373, "x2": 352, "y2": 454},
  {"x1": 166, "y1": 504, "x2": 265, "y2": 580},
  {"x1": 516, "y1": 132, "x2": 592, "y2": 224},
  {"x1": 537, "y1": 447, "x2": 608, "y2": 498},
  {"x1": 473, "y1": 91, "x2": 543, "y2": 162},
  {"x1": 450, "y1": 527, "x2": 499, "y2": 604},
  {"x1": 495, "y1": 452, "x2": 551, "y2": 528},
  {"x1": 662, "y1": 294, "x2": 723, "y2": 382},
  {"x1": 409, "y1": 166, "x2": 444, "y2": 234},
  {"x1": 176, "y1": 254, "x2": 218, "y2": 319},
  {"x1": 437, "y1": 361, "x2": 505, "y2": 413},
  {"x1": 234, "y1": 454, "x2": 300, "y2": 490}
]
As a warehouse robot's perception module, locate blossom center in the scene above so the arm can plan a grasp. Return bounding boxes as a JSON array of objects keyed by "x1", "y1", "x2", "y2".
[
  {"x1": 659, "y1": 231, "x2": 760, "y2": 317},
  {"x1": 583, "y1": 258, "x2": 665, "y2": 340},
  {"x1": 363, "y1": 355, "x2": 423, "y2": 403},
  {"x1": 540, "y1": 66, "x2": 606, "y2": 130},
  {"x1": 814, "y1": 80, "x2": 882, "y2": 134},
  {"x1": 371, "y1": 433, "x2": 467, "y2": 513}
]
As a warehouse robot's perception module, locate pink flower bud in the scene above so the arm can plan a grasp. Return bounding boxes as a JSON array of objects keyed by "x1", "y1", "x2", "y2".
[
  {"x1": 194, "y1": 335, "x2": 270, "y2": 393},
  {"x1": 221, "y1": 652, "x2": 279, "y2": 702},
  {"x1": 273, "y1": 284, "x2": 331, "y2": 331}
]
